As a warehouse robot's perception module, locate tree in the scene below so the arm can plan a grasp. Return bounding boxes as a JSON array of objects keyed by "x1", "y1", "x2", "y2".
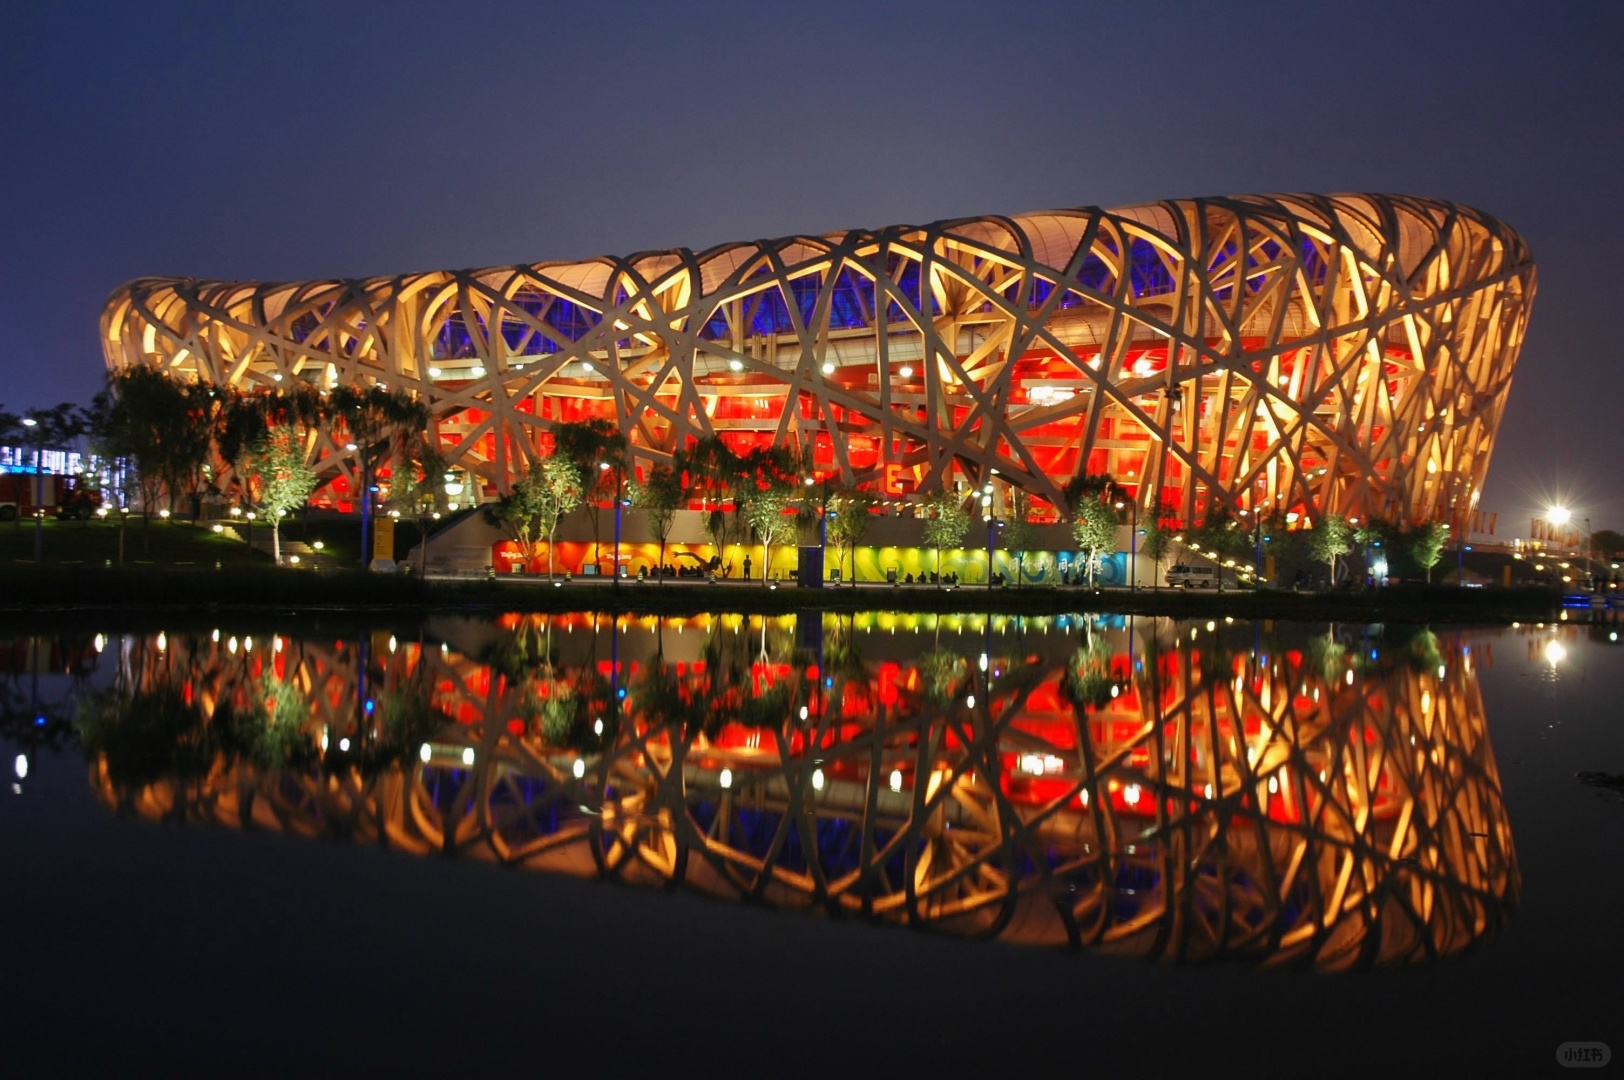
[
  {"x1": 1139, "y1": 517, "x2": 1175, "y2": 589},
  {"x1": 535, "y1": 456, "x2": 584, "y2": 578},
  {"x1": 676, "y1": 435, "x2": 750, "y2": 571},
  {"x1": 328, "y1": 384, "x2": 428, "y2": 563},
  {"x1": 327, "y1": 385, "x2": 428, "y2": 462},
  {"x1": 1191, "y1": 507, "x2": 1250, "y2": 589},
  {"x1": 921, "y1": 491, "x2": 970, "y2": 584},
  {"x1": 493, "y1": 457, "x2": 582, "y2": 577},
  {"x1": 242, "y1": 425, "x2": 318, "y2": 565},
  {"x1": 1588, "y1": 529, "x2": 1624, "y2": 560},
  {"x1": 630, "y1": 464, "x2": 683, "y2": 581},
  {"x1": 1059, "y1": 472, "x2": 1126, "y2": 520},
  {"x1": 745, "y1": 477, "x2": 799, "y2": 584},
  {"x1": 390, "y1": 434, "x2": 450, "y2": 575},
  {"x1": 15, "y1": 403, "x2": 85, "y2": 560},
  {"x1": 1308, "y1": 513, "x2": 1354, "y2": 587},
  {"x1": 552, "y1": 419, "x2": 627, "y2": 567},
  {"x1": 1407, "y1": 520, "x2": 1452, "y2": 584},
  {"x1": 0, "y1": 401, "x2": 20, "y2": 530},
  {"x1": 1071, "y1": 499, "x2": 1122, "y2": 588},
  {"x1": 826, "y1": 487, "x2": 878, "y2": 585},
  {"x1": 999, "y1": 491, "x2": 1039, "y2": 585},
  {"x1": 681, "y1": 434, "x2": 744, "y2": 511},
  {"x1": 1350, "y1": 516, "x2": 1397, "y2": 584},
  {"x1": 88, "y1": 368, "x2": 190, "y2": 529},
  {"x1": 490, "y1": 463, "x2": 549, "y2": 563},
  {"x1": 222, "y1": 383, "x2": 322, "y2": 484},
  {"x1": 730, "y1": 444, "x2": 800, "y2": 583},
  {"x1": 173, "y1": 381, "x2": 225, "y2": 512}
]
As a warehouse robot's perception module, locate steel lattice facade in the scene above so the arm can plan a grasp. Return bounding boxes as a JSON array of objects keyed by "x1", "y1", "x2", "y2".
[{"x1": 102, "y1": 193, "x2": 1533, "y2": 525}]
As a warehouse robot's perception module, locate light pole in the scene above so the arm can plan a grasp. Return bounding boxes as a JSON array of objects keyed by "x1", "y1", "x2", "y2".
[
  {"x1": 803, "y1": 475, "x2": 830, "y2": 588},
  {"x1": 345, "y1": 441, "x2": 377, "y2": 568},
  {"x1": 1585, "y1": 515, "x2": 1593, "y2": 588},
  {"x1": 981, "y1": 479, "x2": 998, "y2": 587},
  {"x1": 984, "y1": 514, "x2": 1004, "y2": 589},
  {"x1": 1116, "y1": 498, "x2": 1139, "y2": 591},
  {"x1": 1241, "y1": 507, "x2": 1263, "y2": 584},
  {"x1": 21, "y1": 416, "x2": 42, "y2": 563},
  {"x1": 1455, "y1": 522, "x2": 1464, "y2": 587},
  {"x1": 601, "y1": 460, "x2": 626, "y2": 588}
]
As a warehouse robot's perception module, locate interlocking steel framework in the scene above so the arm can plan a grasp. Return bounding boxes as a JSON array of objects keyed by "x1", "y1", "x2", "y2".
[
  {"x1": 89, "y1": 615, "x2": 1516, "y2": 968},
  {"x1": 102, "y1": 193, "x2": 1534, "y2": 525}
]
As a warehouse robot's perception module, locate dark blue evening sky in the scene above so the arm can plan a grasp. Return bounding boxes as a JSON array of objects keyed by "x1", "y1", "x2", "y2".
[{"x1": 3, "y1": 0, "x2": 1620, "y2": 527}]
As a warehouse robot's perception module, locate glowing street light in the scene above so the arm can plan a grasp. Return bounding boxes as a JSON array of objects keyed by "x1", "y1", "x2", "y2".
[{"x1": 19, "y1": 415, "x2": 45, "y2": 562}]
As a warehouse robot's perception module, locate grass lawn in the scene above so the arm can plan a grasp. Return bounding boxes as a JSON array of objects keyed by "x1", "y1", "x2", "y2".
[{"x1": 0, "y1": 514, "x2": 430, "y2": 568}]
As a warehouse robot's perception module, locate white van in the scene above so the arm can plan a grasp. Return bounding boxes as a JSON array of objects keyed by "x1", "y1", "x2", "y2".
[{"x1": 1165, "y1": 564, "x2": 1234, "y2": 589}]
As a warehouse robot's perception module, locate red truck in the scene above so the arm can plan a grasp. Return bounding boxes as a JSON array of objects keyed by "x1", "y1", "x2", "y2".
[{"x1": 0, "y1": 473, "x2": 104, "y2": 520}]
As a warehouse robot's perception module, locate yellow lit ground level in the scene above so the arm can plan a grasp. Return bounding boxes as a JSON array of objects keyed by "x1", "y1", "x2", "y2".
[{"x1": 508, "y1": 539, "x2": 1135, "y2": 586}]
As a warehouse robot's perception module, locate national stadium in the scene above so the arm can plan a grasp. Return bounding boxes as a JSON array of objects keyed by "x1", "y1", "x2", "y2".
[{"x1": 101, "y1": 192, "x2": 1534, "y2": 572}]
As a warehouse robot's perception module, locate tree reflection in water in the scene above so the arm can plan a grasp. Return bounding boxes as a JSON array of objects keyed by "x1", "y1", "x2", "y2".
[{"x1": 60, "y1": 612, "x2": 1517, "y2": 970}]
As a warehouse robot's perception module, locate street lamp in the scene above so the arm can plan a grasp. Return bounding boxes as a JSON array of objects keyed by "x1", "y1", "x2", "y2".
[
  {"x1": 1240, "y1": 507, "x2": 1264, "y2": 583},
  {"x1": 804, "y1": 475, "x2": 830, "y2": 588},
  {"x1": 601, "y1": 460, "x2": 626, "y2": 587},
  {"x1": 342, "y1": 440, "x2": 379, "y2": 567},
  {"x1": 982, "y1": 480, "x2": 998, "y2": 588},
  {"x1": 1585, "y1": 515, "x2": 1593, "y2": 588},
  {"x1": 21, "y1": 416, "x2": 42, "y2": 563},
  {"x1": 1116, "y1": 497, "x2": 1139, "y2": 592}
]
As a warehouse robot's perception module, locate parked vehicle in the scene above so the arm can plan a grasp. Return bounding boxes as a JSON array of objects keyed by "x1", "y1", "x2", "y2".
[
  {"x1": 0, "y1": 473, "x2": 103, "y2": 520},
  {"x1": 1165, "y1": 563, "x2": 1237, "y2": 589}
]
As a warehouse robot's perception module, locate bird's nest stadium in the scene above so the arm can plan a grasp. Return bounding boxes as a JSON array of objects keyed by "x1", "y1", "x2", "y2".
[{"x1": 101, "y1": 192, "x2": 1534, "y2": 527}]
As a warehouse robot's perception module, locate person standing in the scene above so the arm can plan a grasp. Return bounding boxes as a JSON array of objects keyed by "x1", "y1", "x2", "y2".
[{"x1": 743, "y1": 553, "x2": 753, "y2": 580}]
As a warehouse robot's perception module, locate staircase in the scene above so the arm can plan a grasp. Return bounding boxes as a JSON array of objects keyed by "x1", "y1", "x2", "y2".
[
  {"x1": 249, "y1": 536, "x2": 341, "y2": 567},
  {"x1": 208, "y1": 522, "x2": 339, "y2": 567}
]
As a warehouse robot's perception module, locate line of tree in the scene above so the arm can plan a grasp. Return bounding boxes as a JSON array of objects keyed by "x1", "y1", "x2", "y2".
[
  {"x1": 496, "y1": 427, "x2": 895, "y2": 586},
  {"x1": 79, "y1": 369, "x2": 429, "y2": 562}
]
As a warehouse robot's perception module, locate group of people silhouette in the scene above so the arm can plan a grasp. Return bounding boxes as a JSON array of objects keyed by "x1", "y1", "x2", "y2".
[
  {"x1": 635, "y1": 554, "x2": 742, "y2": 581},
  {"x1": 900, "y1": 570, "x2": 958, "y2": 585}
]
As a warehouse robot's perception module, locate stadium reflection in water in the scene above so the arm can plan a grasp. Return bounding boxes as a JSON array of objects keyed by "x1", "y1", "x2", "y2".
[{"x1": 74, "y1": 612, "x2": 1516, "y2": 970}]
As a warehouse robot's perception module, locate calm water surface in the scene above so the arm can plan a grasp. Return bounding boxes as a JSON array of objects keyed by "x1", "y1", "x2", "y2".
[{"x1": 3, "y1": 611, "x2": 1619, "y2": 1076}]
